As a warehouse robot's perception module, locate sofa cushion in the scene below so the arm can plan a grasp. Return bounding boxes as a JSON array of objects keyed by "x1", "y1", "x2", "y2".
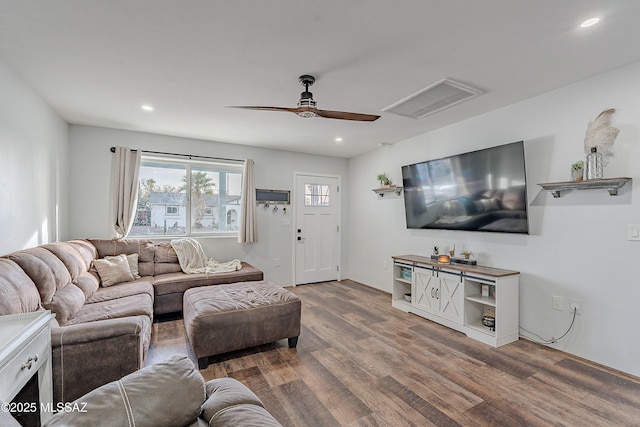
[
  {"x1": 154, "y1": 241, "x2": 182, "y2": 275},
  {"x1": 5, "y1": 247, "x2": 73, "y2": 304},
  {"x1": 42, "y1": 242, "x2": 89, "y2": 281},
  {"x1": 0, "y1": 258, "x2": 41, "y2": 315},
  {"x1": 93, "y1": 254, "x2": 135, "y2": 287},
  {"x1": 74, "y1": 272, "x2": 100, "y2": 299},
  {"x1": 151, "y1": 262, "x2": 264, "y2": 296},
  {"x1": 86, "y1": 279, "x2": 154, "y2": 304},
  {"x1": 67, "y1": 240, "x2": 99, "y2": 269},
  {"x1": 44, "y1": 283, "x2": 86, "y2": 324},
  {"x1": 64, "y1": 292, "x2": 153, "y2": 325},
  {"x1": 89, "y1": 239, "x2": 156, "y2": 277},
  {"x1": 44, "y1": 355, "x2": 205, "y2": 427}
]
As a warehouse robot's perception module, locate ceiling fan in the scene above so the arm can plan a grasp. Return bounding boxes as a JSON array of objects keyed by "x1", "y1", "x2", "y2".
[{"x1": 228, "y1": 75, "x2": 381, "y2": 122}]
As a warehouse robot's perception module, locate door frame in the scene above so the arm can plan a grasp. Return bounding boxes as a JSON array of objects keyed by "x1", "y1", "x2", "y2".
[{"x1": 292, "y1": 171, "x2": 342, "y2": 286}]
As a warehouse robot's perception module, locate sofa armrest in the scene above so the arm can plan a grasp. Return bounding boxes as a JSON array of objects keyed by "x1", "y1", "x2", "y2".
[
  {"x1": 50, "y1": 315, "x2": 151, "y2": 404},
  {"x1": 201, "y1": 378, "x2": 282, "y2": 426},
  {"x1": 51, "y1": 316, "x2": 148, "y2": 345},
  {"x1": 44, "y1": 355, "x2": 204, "y2": 427}
]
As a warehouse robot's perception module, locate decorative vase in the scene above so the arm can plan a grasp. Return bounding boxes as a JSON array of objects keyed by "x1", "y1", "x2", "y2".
[
  {"x1": 585, "y1": 147, "x2": 603, "y2": 180},
  {"x1": 570, "y1": 168, "x2": 583, "y2": 182}
]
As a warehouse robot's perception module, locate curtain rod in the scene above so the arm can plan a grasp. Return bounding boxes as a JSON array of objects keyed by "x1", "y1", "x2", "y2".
[{"x1": 109, "y1": 146, "x2": 244, "y2": 163}]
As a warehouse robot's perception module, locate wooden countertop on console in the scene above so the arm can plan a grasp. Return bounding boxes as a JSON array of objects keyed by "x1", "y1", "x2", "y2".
[{"x1": 392, "y1": 255, "x2": 520, "y2": 278}]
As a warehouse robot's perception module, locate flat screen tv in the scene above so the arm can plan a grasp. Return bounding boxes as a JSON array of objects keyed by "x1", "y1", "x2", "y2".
[{"x1": 402, "y1": 141, "x2": 529, "y2": 234}]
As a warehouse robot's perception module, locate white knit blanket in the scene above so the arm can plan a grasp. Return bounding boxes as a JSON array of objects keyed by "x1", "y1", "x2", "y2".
[{"x1": 170, "y1": 238, "x2": 242, "y2": 274}]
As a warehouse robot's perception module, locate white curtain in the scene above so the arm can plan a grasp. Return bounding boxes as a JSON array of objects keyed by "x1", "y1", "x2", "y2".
[
  {"x1": 112, "y1": 146, "x2": 141, "y2": 238},
  {"x1": 238, "y1": 159, "x2": 257, "y2": 243}
]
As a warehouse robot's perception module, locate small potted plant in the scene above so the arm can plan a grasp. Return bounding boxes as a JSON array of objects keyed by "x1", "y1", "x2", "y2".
[
  {"x1": 376, "y1": 173, "x2": 393, "y2": 188},
  {"x1": 571, "y1": 160, "x2": 584, "y2": 182},
  {"x1": 448, "y1": 244, "x2": 455, "y2": 257},
  {"x1": 433, "y1": 245, "x2": 439, "y2": 255}
]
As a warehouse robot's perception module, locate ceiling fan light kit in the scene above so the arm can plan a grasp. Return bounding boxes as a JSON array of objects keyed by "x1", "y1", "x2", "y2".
[{"x1": 228, "y1": 74, "x2": 381, "y2": 122}]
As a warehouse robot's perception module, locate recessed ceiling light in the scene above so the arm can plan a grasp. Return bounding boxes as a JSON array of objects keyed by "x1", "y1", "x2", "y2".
[
  {"x1": 580, "y1": 17, "x2": 600, "y2": 28},
  {"x1": 141, "y1": 105, "x2": 154, "y2": 112},
  {"x1": 334, "y1": 137, "x2": 343, "y2": 143}
]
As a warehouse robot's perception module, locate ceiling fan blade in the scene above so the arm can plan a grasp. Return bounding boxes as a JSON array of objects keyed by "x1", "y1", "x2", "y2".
[
  {"x1": 315, "y1": 109, "x2": 381, "y2": 122},
  {"x1": 227, "y1": 106, "x2": 300, "y2": 113}
]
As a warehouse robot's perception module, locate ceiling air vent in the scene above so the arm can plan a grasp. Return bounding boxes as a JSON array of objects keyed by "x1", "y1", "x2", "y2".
[{"x1": 383, "y1": 78, "x2": 483, "y2": 119}]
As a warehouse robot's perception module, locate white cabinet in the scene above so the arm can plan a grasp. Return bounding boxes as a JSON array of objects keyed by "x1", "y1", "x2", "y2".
[
  {"x1": 413, "y1": 265, "x2": 463, "y2": 324},
  {"x1": 391, "y1": 261, "x2": 413, "y2": 312},
  {"x1": 463, "y1": 273, "x2": 519, "y2": 347},
  {"x1": 392, "y1": 255, "x2": 519, "y2": 348},
  {"x1": 0, "y1": 310, "x2": 54, "y2": 425}
]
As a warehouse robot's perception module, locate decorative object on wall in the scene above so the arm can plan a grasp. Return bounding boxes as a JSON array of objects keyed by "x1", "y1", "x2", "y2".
[
  {"x1": 538, "y1": 177, "x2": 632, "y2": 197},
  {"x1": 583, "y1": 108, "x2": 620, "y2": 178},
  {"x1": 585, "y1": 147, "x2": 603, "y2": 179},
  {"x1": 376, "y1": 172, "x2": 393, "y2": 187},
  {"x1": 256, "y1": 189, "x2": 290, "y2": 205},
  {"x1": 372, "y1": 186, "x2": 403, "y2": 197},
  {"x1": 570, "y1": 161, "x2": 584, "y2": 182}
]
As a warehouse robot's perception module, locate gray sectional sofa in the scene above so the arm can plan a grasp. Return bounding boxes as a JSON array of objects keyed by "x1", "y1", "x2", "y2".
[{"x1": 0, "y1": 238, "x2": 263, "y2": 404}]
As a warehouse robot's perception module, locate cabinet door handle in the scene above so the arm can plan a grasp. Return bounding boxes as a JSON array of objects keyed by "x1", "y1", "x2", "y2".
[
  {"x1": 430, "y1": 288, "x2": 434, "y2": 298},
  {"x1": 21, "y1": 361, "x2": 33, "y2": 370},
  {"x1": 436, "y1": 289, "x2": 439, "y2": 299}
]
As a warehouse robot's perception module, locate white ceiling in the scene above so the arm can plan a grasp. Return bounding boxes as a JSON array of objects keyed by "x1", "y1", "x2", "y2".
[{"x1": 2, "y1": 1, "x2": 640, "y2": 158}]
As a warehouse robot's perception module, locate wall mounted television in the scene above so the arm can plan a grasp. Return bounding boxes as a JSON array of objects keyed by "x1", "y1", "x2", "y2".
[{"x1": 401, "y1": 141, "x2": 529, "y2": 234}]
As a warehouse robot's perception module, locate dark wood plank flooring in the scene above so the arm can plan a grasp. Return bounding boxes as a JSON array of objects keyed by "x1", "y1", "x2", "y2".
[{"x1": 148, "y1": 280, "x2": 640, "y2": 426}]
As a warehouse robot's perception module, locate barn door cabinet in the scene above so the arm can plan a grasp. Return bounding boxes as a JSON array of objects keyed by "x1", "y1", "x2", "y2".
[{"x1": 391, "y1": 255, "x2": 519, "y2": 347}]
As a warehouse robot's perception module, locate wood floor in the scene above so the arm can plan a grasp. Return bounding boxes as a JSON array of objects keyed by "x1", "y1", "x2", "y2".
[{"x1": 148, "y1": 280, "x2": 640, "y2": 426}]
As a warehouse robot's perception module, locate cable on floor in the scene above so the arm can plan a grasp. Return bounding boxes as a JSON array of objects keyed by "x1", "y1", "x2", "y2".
[{"x1": 519, "y1": 306, "x2": 577, "y2": 344}]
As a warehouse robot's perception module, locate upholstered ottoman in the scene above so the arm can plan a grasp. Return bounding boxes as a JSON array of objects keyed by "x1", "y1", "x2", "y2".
[{"x1": 183, "y1": 280, "x2": 301, "y2": 369}]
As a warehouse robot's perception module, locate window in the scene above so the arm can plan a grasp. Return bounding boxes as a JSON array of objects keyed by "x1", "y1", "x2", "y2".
[
  {"x1": 304, "y1": 184, "x2": 331, "y2": 206},
  {"x1": 131, "y1": 156, "x2": 243, "y2": 237}
]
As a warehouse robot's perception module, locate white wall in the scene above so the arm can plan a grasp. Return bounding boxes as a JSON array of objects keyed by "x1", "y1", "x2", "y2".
[
  {"x1": 0, "y1": 59, "x2": 69, "y2": 254},
  {"x1": 68, "y1": 125, "x2": 349, "y2": 286},
  {"x1": 348, "y1": 61, "x2": 640, "y2": 377}
]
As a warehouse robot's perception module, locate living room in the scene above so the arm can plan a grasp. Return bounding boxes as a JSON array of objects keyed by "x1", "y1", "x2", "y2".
[{"x1": 2, "y1": 2, "x2": 640, "y2": 425}]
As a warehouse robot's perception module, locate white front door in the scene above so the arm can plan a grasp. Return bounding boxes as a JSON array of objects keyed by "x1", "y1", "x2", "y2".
[{"x1": 294, "y1": 174, "x2": 340, "y2": 285}]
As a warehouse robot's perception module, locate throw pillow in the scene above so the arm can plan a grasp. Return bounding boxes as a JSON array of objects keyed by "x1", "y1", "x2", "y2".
[
  {"x1": 125, "y1": 253, "x2": 141, "y2": 279},
  {"x1": 93, "y1": 254, "x2": 134, "y2": 287}
]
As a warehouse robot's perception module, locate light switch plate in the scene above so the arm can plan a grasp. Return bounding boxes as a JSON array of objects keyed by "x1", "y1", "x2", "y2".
[{"x1": 628, "y1": 224, "x2": 640, "y2": 241}]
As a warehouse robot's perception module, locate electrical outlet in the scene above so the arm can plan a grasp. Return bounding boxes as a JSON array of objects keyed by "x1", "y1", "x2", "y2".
[
  {"x1": 552, "y1": 295, "x2": 563, "y2": 311},
  {"x1": 570, "y1": 299, "x2": 582, "y2": 315},
  {"x1": 274, "y1": 258, "x2": 280, "y2": 267}
]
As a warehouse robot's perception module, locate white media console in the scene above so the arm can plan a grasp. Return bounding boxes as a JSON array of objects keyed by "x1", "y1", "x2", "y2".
[{"x1": 392, "y1": 255, "x2": 520, "y2": 347}]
